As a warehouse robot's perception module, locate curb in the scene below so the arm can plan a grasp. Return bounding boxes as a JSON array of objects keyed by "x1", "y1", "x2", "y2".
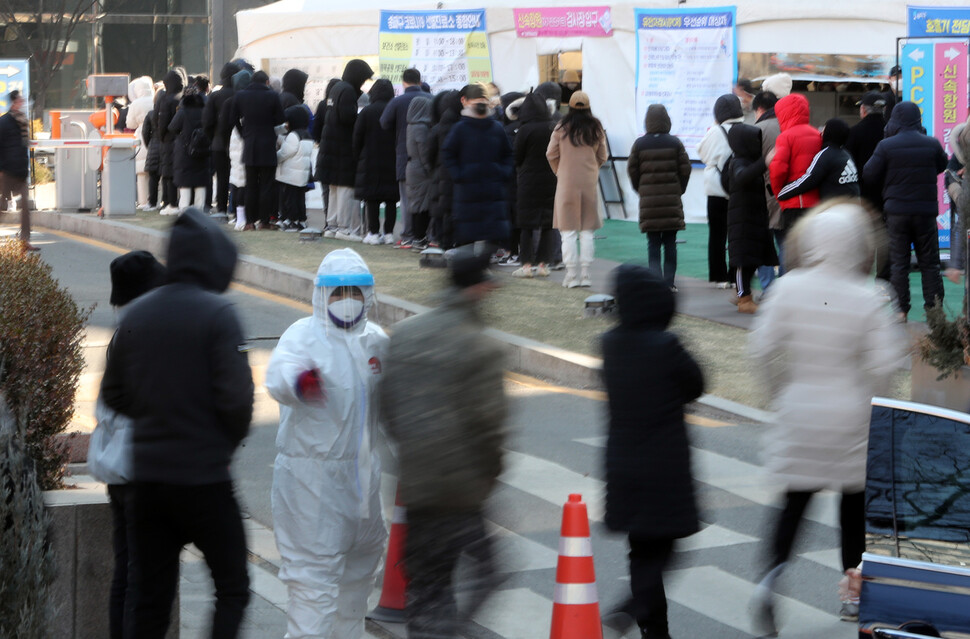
[{"x1": 32, "y1": 210, "x2": 765, "y2": 423}]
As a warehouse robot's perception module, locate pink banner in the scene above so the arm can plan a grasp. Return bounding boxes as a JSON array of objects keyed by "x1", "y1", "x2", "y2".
[
  {"x1": 513, "y1": 7, "x2": 613, "y2": 37},
  {"x1": 934, "y1": 41, "x2": 968, "y2": 246}
]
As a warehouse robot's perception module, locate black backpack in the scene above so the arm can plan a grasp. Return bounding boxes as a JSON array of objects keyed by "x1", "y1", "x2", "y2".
[{"x1": 188, "y1": 126, "x2": 210, "y2": 159}]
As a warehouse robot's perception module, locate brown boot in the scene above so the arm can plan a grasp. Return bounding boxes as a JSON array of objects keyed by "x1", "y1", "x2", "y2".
[{"x1": 737, "y1": 295, "x2": 759, "y2": 314}]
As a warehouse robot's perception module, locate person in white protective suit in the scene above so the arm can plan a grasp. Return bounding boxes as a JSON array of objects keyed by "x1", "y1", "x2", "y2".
[{"x1": 265, "y1": 248, "x2": 389, "y2": 639}]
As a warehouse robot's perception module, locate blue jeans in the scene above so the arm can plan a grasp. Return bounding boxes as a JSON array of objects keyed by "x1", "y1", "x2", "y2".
[{"x1": 647, "y1": 230, "x2": 678, "y2": 287}]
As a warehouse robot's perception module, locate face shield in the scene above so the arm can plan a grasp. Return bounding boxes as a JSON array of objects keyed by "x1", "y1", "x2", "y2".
[{"x1": 315, "y1": 272, "x2": 374, "y2": 330}]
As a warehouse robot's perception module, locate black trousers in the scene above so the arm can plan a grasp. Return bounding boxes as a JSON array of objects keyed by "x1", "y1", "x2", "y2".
[
  {"x1": 213, "y1": 152, "x2": 230, "y2": 212},
  {"x1": 125, "y1": 481, "x2": 249, "y2": 639},
  {"x1": 736, "y1": 265, "x2": 756, "y2": 298},
  {"x1": 771, "y1": 490, "x2": 865, "y2": 573},
  {"x1": 404, "y1": 509, "x2": 496, "y2": 639},
  {"x1": 412, "y1": 210, "x2": 430, "y2": 241},
  {"x1": 887, "y1": 214, "x2": 944, "y2": 314},
  {"x1": 162, "y1": 177, "x2": 176, "y2": 208},
  {"x1": 365, "y1": 200, "x2": 397, "y2": 235},
  {"x1": 279, "y1": 183, "x2": 307, "y2": 223},
  {"x1": 627, "y1": 535, "x2": 674, "y2": 639},
  {"x1": 108, "y1": 484, "x2": 133, "y2": 639},
  {"x1": 706, "y1": 196, "x2": 729, "y2": 283},
  {"x1": 147, "y1": 171, "x2": 160, "y2": 207},
  {"x1": 519, "y1": 228, "x2": 556, "y2": 266},
  {"x1": 244, "y1": 165, "x2": 277, "y2": 225},
  {"x1": 647, "y1": 230, "x2": 678, "y2": 287}
]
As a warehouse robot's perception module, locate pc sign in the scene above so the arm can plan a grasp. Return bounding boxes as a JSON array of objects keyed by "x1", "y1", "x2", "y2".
[{"x1": 0, "y1": 59, "x2": 29, "y2": 113}]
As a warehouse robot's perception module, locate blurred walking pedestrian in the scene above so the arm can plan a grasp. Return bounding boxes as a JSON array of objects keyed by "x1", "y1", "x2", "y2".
[
  {"x1": 88, "y1": 250, "x2": 166, "y2": 639},
  {"x1": 381, "y1": 249, "x2": 508, "y2": 639},
  {"x1": 265, "y1": 248, "x2": 388, "y2": 639},
  {"x1": 547, "y1": 91, "x2": 608, "y2": 288},
  {"x1": 100, "y1": 209, "x2": 255, "y2": 639},
  {"x1": 0, "y1": 90, "x2": 34, "y2": 250},
  {"x1": 748, "y1": 201, "x2": 905, "y2": 634},
  {"x1": 628, "y1": 103, "x2": 691, "y2": 291},
  {"x1": 602, "y1": 264, "x2": 704, "y2": 639}
]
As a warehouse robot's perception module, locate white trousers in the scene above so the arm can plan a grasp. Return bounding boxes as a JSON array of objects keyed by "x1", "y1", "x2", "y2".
[
  {"x1": 329, "y1": 185, "x2": 360, "y2": 235},
  {"x1": 136, "y1": 172, "x2": 148, "y2": 206},
  {"x1": 178, "y1": 187, "x2": 206, "y2": 211},
  {"x1": 560, "y1": 229, "x2": 595, "y2": 268}
]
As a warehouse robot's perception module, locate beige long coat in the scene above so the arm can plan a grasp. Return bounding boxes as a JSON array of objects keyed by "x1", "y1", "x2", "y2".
[{"x1": 546, "y1": 124, "x2": 608, "y2": 231}]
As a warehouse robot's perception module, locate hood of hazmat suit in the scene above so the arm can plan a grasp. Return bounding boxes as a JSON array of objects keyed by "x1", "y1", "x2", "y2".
[{"x1": 264, "y1": 248, "x2": 389, "y2": 639}]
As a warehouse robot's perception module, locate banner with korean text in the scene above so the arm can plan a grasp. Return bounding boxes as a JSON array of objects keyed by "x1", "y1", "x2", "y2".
[
  {"x1": 634, "y1": 7, "x2": 736, "y2": 160},
  {"x1": 900, "y1": 38, "x2": 969, "y2": 248},
  {"x1": 513, "y1": 7, "x2": 613, "y2": 38},
  {"x1": 379, "y1": 10, "x2": 492, "y2": 94}
]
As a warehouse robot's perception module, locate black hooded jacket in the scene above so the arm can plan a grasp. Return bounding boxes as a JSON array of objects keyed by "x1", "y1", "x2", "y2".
[
  {"x1": 353, "y1": 79, "x2": 399, "y2": 202},
  {"x1": 514, "y1": 92, "x2": 557, "y2": 229},
  {"x1": 602, "y1": 264, "x2": 703, "y2": 538},
  {"x1": 317, "y1": 59, "x2": 373, "y2": 186},
  {"x1": 201, "y1": 62, "x2": 239, "y2": 153},
  {"x1": 777, "y1": 119, "x2": 860, "y2": 202},
  {"x1": 280, "y1": 69, "x2": 308, "y2": 110},
  {"x1": 157, "y1": 69, "x2": 185, "y2": 176},
  {"x1": 429, "y1": 90, "x2": 462, "y2": 222},
  {"x1": 846, "y1": 111, "x2": 886, "y2": 206},
  {"x1": 230, "y1": 75, "x2": 285, "y2": 167},
  {"x1": 169, "y1": 92, "x2": 209, "y2": 188},
  {"x1": 100, "y1": 209, "x2": 254, "y2": 485},
  {"x1": 725, "y1": 123, "x2": 778, "y2": 269},
  {"x1": 863, "y1": 102, "x2": 948, "y2": 216},
  {"x1": 628, "y1": 104, "x2": 691, "y2": 233}
]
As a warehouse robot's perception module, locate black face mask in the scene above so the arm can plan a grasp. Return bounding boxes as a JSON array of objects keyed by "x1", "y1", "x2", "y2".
[{"x1": 473, "y1": 102, "x2": 490, "y2": 116}]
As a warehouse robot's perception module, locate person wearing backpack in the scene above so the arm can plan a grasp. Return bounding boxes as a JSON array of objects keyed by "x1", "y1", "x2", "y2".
[
  {"x1": 168, "y1": 88, "x2": 209, "y2": 213},
  {"x1": 276, "y1": 105, "x2": 314, "y2": 231},
  {"x1": 698, "y1": 94, "x2": 745, "y2": 288}
]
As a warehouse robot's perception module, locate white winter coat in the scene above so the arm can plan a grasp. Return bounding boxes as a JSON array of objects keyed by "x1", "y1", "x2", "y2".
[
  {"x1": 697, "y1": 116, "x2": 742, "y2": 198},
  {"x1": 749, "y1": 203, "x2": 907, "y2": 492},
  {"x1": 265, "y1": 248, "x2": 388, "y2": 639},
  {"x1": 229, "y1": 126, "x2": 245, "y2": 188},
  {"x1": 275, "y1": 131, "x2": 313, "y2": 187},
  {"x1": 127, "y1": 76, "x2": 154, "y2": 174}
]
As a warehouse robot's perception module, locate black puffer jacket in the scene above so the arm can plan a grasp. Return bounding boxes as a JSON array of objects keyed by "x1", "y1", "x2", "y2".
[
  {"x1": 280, "y1": 69, "x2": 308, "y2": 110},
  {"x1": 201, "y1": 62, "x2": 239, "y2": 153},
  {"x1": 0, "y1": 110, "x2": 28, "y2": 178},
  {"x1": 846, "y1": 112, "x2": 885, "y2": 207},
  {"x1": 157, "y1": 69, "x2": 185, "y2": 177},
  {"x1": 725, "y1": 124, "x2": 778, "y2": 269},
  {"x1": 100, "y1": 209, "x2": 254, "y2": 485},
  {"x1": 602, "y1": 264, "x2": 703, "y2": 538},
  {"x1": 627, "y1": 104, "x2": 691, "y2": 233},
  {"x1": 353, "y1": 79, "x2": 399, "y2": 202},
  {"x1": 169, "y1": 92, "x2": 209, "y2": 188},
  {"x1": 230, "y1": 78, "x2": 284, "y2": 168},
  {"x1": 317, "y1": 59, "x2": 372, "y2": 187},
  {"x1": 430, "y1": 90, "x2": 462, "y2": 221},
  {"x1": 143, "y1": 108, "x2": 160, "y2": 173},
  {"x1": 863, "y1": 102, "x2": 948, "y2": 216},
  {"x1": 777, "y1": 119, "x2": 860, "y2": 202},
  {"x1": 513, "y1": 93, "x2": 557, "y2": 229}
]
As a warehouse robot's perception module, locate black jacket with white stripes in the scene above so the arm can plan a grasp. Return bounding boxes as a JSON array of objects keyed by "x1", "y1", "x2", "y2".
[{"x1": 777, "y1": 145, "x2": 860, "y2": 202}]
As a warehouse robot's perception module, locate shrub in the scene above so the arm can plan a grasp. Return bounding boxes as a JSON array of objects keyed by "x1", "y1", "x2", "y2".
[
  {"x1": 0, "y1": 240, "x2": 91, "y2": 489},
  {"x1": 918, "y1": 304, "x2": 970, "y2": 380},
  {"x1": 0, "y1": 393, "x2": 55, "y2": 638}
]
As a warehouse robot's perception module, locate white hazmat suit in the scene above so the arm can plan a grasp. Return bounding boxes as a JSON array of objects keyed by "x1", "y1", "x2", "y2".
[{"x1": 266, "y1": 248, "x2": 389, "y2": 639}]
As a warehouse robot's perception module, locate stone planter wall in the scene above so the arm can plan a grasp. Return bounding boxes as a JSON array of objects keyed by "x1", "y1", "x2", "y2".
[
  {"x1": 45, "y1": 477, "x2": 178, "y2": 639},
  {"x1": 910, "y1": 358, "x2": 970, "y2": 413}
]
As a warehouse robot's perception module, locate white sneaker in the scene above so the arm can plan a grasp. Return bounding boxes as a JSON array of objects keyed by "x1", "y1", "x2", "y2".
[
  {"x1": 323, "y1": 229, "x2": 336, "y2": 238},
  {"x1": 534, "y1": 265, "x2": 550, "y2": 277},
  {"x1": 362, "y1": 233, "x2": 381, "y2": 245},
  {"x1": 159, "y1": 205, "x2": 179, "y2": 216},
  {"x1": 335, "y1": 231, "x2": 363, "y2": 242},
  {"x1": 511, "y1": 266, "x2": 533, "y2": 278},
  {"x1": 381, "y1": 234, "x2": 396, "y2": 245},
  {"x1": 579, "y1": 270, "x2": 592, "y2": 287}
]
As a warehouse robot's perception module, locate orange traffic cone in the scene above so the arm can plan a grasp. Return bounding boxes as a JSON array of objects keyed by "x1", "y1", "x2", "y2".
[
  {"x1": 367, "y1": 489, "x2": 408, "y2": 623},
  {"x1": 550, "y1": 493, "x2": 603, "y2": 639}
]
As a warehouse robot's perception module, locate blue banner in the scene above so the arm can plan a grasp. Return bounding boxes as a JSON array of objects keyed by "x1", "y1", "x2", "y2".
[
  {"x1": 900, "y1": 42, "x2": 935, "y2": 131},
  {"x1": 381, "y1": 10, "x2": 486, "y2": 33},
  {"x1": 0, "y1": 59, "x2": 30, "y2": 115},
  {"x1": 908, "y1": 5, "x2": 970, "y2": 36}
]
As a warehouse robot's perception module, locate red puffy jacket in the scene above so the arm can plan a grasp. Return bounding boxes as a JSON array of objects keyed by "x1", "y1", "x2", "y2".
[{"x1": 769, "y1": 94, "x2": 822, "y2": 211}]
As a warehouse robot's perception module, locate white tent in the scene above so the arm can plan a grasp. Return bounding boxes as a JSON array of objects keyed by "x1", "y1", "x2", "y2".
[{"x1": 235, "y1": 0, "x2": 958, "y2": 221}]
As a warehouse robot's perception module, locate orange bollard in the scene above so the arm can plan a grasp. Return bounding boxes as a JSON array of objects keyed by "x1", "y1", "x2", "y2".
[
  {"x1": 550, "y1": 493, "x2": 603, "y2": 639},
  {"x1": 368, "y1": 489, "x2": 409, "y2": 623}
]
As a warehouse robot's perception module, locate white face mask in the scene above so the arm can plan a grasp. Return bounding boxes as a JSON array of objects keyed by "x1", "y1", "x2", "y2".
[{"x1": 327, "y1": 298, "x2": 365, "y2": 329}]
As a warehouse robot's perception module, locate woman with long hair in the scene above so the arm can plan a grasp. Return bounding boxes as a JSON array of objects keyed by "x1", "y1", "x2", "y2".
[{"x1": 546, "y1": 91, "x2": 608, "y2": 287}]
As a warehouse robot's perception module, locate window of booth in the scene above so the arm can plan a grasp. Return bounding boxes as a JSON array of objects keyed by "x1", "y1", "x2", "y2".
[{"x1": 538, "y1": 51, "x2": 582, "y2": 112}]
